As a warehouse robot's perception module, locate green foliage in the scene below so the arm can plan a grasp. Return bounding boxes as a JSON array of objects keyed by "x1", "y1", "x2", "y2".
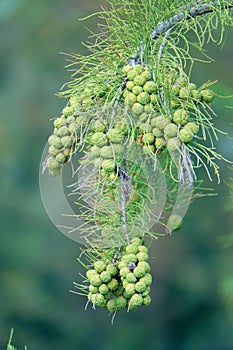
[
  {"x1": 42, "y1": 0, "x2": 233, "y2": 316},
  {"x1": 60, "y1": 0, "x2": 233, "y2": 80},
  {"x1": 51, "y1": 0, "x2": 233, "y2": 183},
  {"x1": 6, "y1": 330, "x2": 27, "y2": 350}
]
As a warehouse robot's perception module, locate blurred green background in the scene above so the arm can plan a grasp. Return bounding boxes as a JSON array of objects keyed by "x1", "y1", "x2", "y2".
[{"x1": 0, "y1": 1, "x2": 233, "y2": 349}]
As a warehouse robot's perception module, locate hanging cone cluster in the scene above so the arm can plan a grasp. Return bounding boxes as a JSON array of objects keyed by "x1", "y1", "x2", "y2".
[
  {"x1": 44, "y1": 56, "x2": 219, "y2": 315},
  {"x1": 79, "y1": 238, "x2": 152, "y2": 313},
  {"x1": 42, "y1": 0, "x2": 233, "y2": 318}
]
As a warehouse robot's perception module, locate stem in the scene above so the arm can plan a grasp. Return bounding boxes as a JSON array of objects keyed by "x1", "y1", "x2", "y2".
[
  {"x1": 110, "y1": 81, "x2": 126, "y2": 122},
  {"x1": 7, "y1": 329, "x2": 14, "y2": 348},
  {"x1": 112, "y1": 246, "x2": 122, "y2": 263},
  {"x1": 119, "y1": 162, "x2": 132, "y2": 244},
  {"x1": 150, "y1": 1, "x2": 233, "y2": 40},
  {"x1": 127, "y1": 53, "x2": 139, "y2": 66}
]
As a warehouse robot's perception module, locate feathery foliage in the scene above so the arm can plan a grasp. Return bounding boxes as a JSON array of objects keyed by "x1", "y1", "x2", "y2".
[{"x1": 41, "y1": 0, "x2": 233, "y2": 316}]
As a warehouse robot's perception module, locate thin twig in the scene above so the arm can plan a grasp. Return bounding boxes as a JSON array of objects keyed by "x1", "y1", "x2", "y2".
[
  {"x1": 110, "y1": 80, "x2": 127, "y2": 121},
  {"x1": 112, "y1": 246, "x2": 122, "y2": 263},
  {"x1": 150, "y1": 1, "x2": 233, "y2": 40},
  {"x1": 127, "y1": 53, "x2": 139, "y2": 66},
  {"x1": 119, "y1": 163, "x2": 132, "y2": 244}
]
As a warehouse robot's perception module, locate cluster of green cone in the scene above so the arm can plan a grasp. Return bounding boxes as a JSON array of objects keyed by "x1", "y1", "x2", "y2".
[
  {"x1": 45, "y1": 62, "x2": 216, "y2": 314},
  {"x1": 87, "y1": 120, "x2": 128, "y2": 179},
  {"x1": 45, "y1": 62, "x2": 215, "y2": 179},
  {"x1": 83, "y1": 237, "x2": 152, "y2": 313},
  {"x1": 123, "y1": 64, "x2": 214, "y2": 155},
  {"x1": 42, "y1": 0, "x2": 233, "y2": 320},
  {"x1": 47, "y1": 104, "x2": 82, "y2": 176}
]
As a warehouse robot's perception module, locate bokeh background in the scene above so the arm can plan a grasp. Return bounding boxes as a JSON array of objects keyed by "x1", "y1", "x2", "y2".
[{"x1": 0, "y1": 1, "x2": 233, "y2": 349}]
